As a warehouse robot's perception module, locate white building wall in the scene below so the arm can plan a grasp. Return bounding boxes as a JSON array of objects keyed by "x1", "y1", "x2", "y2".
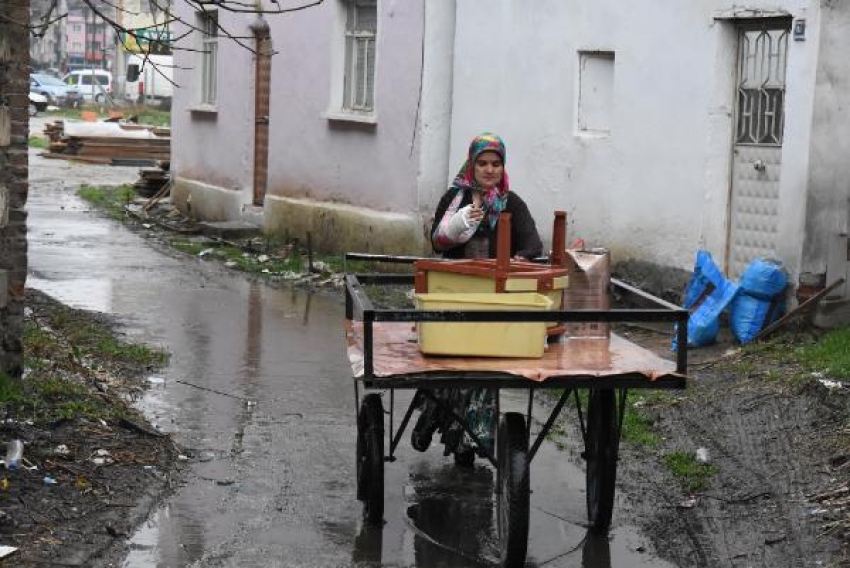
[
  {"x1": 172, "y1": 1, "x2": 428, "y2": 240},
  {"x1": 451, "y1": 0, "x2": 815, "y2": 275},
  {"x1": 171, "y1": 10, "x2": 256, "y2": 215},
  {"x1": 264, "y1": 0, "x2": 424, "y2": 213}
]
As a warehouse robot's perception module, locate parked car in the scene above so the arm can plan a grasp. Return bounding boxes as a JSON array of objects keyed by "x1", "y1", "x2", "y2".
[
  {"x1": 62, "y1": 69, "x2": 113, "y2": 103},
  {"x1": 30, "y1": 73, "x2": 79, "y2": 106},
  {"x1": 29, "y1": 92, "x2": 48, "y2": 116}
]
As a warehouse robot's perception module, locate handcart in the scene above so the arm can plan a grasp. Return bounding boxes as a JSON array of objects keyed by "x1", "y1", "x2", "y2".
[{"x1": 344, "y1": 252, "x2": 689, "y2": 568}]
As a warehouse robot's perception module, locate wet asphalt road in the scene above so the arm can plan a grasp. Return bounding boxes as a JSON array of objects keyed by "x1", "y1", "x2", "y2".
[{"x1": 26, "y1": 116, "x2": 674, "y2": 568}]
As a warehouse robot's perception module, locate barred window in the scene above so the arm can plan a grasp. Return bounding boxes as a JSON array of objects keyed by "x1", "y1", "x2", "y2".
[{"x1": 343, "y1": 0, "x2": 376, "y2": 112}]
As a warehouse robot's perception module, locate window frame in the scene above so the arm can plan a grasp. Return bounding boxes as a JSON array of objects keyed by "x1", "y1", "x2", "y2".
[
  {"x1": 197, "y1": 9, "x2": 219, "y2": 107},
  {"x1": 342, "y1": 0, "x2": 377, "y2": 113},
  {"x1": 326, "y1": 0, "x2": 378, "y2": 123}
]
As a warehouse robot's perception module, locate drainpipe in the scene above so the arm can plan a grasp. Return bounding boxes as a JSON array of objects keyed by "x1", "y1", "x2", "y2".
[{"x1": 250, "y1": 16, "x2": 272, "y2": 206}]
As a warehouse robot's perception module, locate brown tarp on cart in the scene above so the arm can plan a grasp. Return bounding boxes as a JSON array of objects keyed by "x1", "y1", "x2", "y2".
[{"x1": 345, "y1": 321, "x2": 679, "y2": 382}]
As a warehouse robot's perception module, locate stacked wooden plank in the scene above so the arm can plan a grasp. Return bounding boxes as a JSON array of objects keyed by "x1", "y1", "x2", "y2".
[
  {"x1": 134, "y1": 166, "x2": 170, "y2": 198},
  {"x1": 41, "y1": 120, "x2": 170, "y2": 164}
]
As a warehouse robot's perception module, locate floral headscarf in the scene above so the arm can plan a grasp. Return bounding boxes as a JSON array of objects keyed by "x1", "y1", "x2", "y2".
[{"x1": 451, "y1": 133, "x2": 510, "y2": 229}]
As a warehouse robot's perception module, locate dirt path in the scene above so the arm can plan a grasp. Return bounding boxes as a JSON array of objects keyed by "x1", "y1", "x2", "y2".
[{"x1": 615, "y1": 328, "x2": 850, "y2": 567}]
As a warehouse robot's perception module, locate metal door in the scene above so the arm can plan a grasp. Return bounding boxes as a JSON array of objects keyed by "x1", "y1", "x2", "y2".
[{"x1": 727, "y1": 21, "x2": 790, "y2": 278}]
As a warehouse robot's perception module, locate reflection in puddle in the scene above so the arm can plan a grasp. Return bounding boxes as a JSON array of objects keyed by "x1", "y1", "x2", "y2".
[
  {"x1": 582, "y1": 531, "x2": 611, "y2": 568},
  {"x1": 352, "y1": 522, "x2": 383, "y2": 565},
  {"x1": 404, "y1": 463, "x2": 498, "y2": 566},
  {"x1": 27, "y1": 276, "x2": 112, "y2": 313}
]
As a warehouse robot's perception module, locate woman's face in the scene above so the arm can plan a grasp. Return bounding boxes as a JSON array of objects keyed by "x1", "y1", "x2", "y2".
[{"x1": 473, "y1": 151, "x2": 504, "y2": 190}]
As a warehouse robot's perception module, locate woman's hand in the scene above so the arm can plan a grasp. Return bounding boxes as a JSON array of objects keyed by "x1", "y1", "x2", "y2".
[{"x1": 467, "y1": 204, "x2": 485, "y2": 223}]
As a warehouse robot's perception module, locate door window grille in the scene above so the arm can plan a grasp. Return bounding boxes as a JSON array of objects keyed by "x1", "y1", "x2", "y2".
[
  {"x1": 343, "y1": 0, "x2": 376, "y2": 112},
  {"x1": 736, "y1": 26, "x2": 788, "y2": 145}
]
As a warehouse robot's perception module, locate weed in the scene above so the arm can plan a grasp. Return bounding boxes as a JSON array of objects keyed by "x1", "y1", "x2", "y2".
[
  {"x1": 796, "y1": 326, "x2": 850, "y2": 377},
  {"x1": 29, "y1": 136, "x2": 48, "y2": 149},
  {"x1": 664, "y1": 451, "x2": 719, "y2": 493},
  {"x1": 170, "y1": 239, "x2": 208, "y2": 256},
  {"x1": 94, "y1": 337, "x2": 167, "y2": 366},
  {"x1": 78, "y1": 185, "x2": 136, "y2": 219},
  {"x1": 730, "y1": 359, "x2": 756, "y2": 376},
  {"x1": 131, "y1": 108, "x2": 171, "y2": 128},
  {"x1": 622, "y1": 402, "x2": 661, "y2": 448},
  {"x1": 12, "y1": 294, "x2": 169, "y2": 425},
  {"x1": 45, "y1": 107, "x2": 171, "y2": 128},
  {"x1": 0, "y1": 373, "x2": 23, "y2": 404}
]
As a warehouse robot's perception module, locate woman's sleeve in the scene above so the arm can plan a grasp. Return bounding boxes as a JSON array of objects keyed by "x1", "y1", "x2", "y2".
[
  {"x1": 431, "y1": 189, "x2": 471, "y2": 253},
  {"x1": 510, "y1": 194, "x2": 543, "y2": 260}
]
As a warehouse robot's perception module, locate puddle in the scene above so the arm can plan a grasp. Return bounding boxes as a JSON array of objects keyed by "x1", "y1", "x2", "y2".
[{"x1": 27, "y1": 162, "x2": 676, "y2": 567}]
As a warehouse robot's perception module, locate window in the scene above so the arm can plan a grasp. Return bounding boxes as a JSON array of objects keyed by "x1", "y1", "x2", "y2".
[
  {"x1": 343, "y1": 0, "x2": 376, "y2": 112},
  {"x1": 197, "y1": 10, "x2": 218, "y2": 105},
  {"x1": 577, "y1": 51, "x2": 615, "y2": 135},
  {"x1": 73, "y1": 24, "x2": 81, "y2": 32}
]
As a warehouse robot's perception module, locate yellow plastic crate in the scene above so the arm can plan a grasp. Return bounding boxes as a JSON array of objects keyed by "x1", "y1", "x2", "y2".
[
  {"x1": 422, "y1": 270, "x2": 567, "y2": 330},
  {"x1": 415, "y1": 292, "x2": 553, "y2": 358}
]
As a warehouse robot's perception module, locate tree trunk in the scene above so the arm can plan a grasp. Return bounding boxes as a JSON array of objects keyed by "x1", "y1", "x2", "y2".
[{"x1": 0, "y1": 0, "x2": 31, "y2": 378}]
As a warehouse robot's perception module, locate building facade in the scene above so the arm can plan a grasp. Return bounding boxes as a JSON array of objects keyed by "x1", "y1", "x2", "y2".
[
  {"x1": 30, "y1": 0, "x2": 68, "y2": 71},
  {"x1": 170, "y1": 0, "x2": 850, "y2": 320}
]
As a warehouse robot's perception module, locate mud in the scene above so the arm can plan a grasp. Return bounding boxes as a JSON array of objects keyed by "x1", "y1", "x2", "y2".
[
  {"x1": 613, "y1": 327, "x2": 850, "y2": 568},
  {"x1": 0, "y1": 290, "x2": 181, "y2": 568}
]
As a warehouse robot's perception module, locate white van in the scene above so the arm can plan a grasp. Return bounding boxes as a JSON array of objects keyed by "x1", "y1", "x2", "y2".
[
  {"x1": 125, "y1": 54, "x2": 173, "y2": 105},
  {"x1": 63, "y1": 69, "x2": 114, "y2": 103}
]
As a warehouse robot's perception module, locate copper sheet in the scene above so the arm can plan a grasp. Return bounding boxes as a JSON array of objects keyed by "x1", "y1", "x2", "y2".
[{"x1": 344, "y1": 321, "x2": 680, "y2": 383}]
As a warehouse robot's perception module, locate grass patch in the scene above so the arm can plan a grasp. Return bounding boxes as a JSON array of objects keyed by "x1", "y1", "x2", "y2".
[
  {"x1": 48, "y1": 316, "x2": 167, "y2": 368},
  {"x1": 539, "y1": 389, "x2": 665, "y2": 450},
  {"x1": 6, "y1": 295, "x2": 171, "y2": 424},
  {"x1": 0, "y1": 373, "x2": 24, "y2": 404},
  {"x1": 78, "y1": 184, "x2": 136, "y2": 219},
  {"x1": 796, "y1": 326, "x2": 850, "y2": 378},
  {"x1": 130, "y1": 108, "x2": 171, "y2": 128},
  {"x1": 181, "y1": 242, "x2": 306, "y2": 275},
  {"x1": 664, "y1": 451, "x2": 719, "y2": 493},
  {"x1": 622, "y1": 395, "x2": 662, "y2": 448},
  {"x1": 44, "y1": 106, "x2": 171, "y2": 128},
  {"x1": 44, "y1": 107, "x2": 90, "y2": 120},
  {"x1": 29, "y1": 136, "x2": 48, "y2": 149},
  {"x1": 170, "y1": 239, "x2": 209, "y2": 256}
]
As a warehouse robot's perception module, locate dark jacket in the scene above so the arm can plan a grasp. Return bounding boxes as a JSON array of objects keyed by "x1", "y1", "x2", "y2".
[{"x1": 431, "y1": 188, "x2": 543, "y2": 260}]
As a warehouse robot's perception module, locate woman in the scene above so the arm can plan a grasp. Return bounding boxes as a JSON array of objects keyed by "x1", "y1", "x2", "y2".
[
  {"x1": 412, "y1": 133, "x2": 543, "y2": 466},
  {"x1": 431, "y1": 133, "x2": 542, "y2": 260}
]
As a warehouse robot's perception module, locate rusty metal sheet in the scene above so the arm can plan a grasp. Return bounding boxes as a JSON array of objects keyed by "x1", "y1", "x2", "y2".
[{"x1": 344, "y1": 321, "x2": 678, "y2": 383}]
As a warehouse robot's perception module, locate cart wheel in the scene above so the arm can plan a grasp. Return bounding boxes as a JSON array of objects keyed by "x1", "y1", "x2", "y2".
[
  {"x1": 357, "y1": 393, "x2": 384, "y2": 525},
  {"x1": 585, "y1": 389, "x2": 619, "y2": 532},
  {"x1": 497, "y1": 412, "x2": 530, "y2": 568}
]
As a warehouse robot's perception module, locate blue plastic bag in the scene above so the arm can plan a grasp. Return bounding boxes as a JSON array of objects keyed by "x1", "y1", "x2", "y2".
[
  {"x1": 730, "y1": 259, "x2": 787, "y2": 344},
  {"x1": 673, "y1": 250, "x2": 739, "y2": 349}
]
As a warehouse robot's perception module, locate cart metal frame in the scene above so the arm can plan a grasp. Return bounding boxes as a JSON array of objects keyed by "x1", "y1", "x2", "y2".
[{"x1": 344, "y1": 253, "x2": 689, "y2": 567}]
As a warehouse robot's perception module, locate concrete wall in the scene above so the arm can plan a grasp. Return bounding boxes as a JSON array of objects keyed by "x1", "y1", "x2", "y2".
[
  {"x1": 803, "y1": 1, "x2": 850, "y2": 273},
  {"x1": 414, "y1": 1, "x2": 456, "y2": 232},
  {"x1": 0, "y1": 0, "x2": 31, "y2": 378},
  {"x1": 805, "y1": 0, "x2": 850, "y2": 322},
  {"x1": 171, "y1": 9, "x2": 257, "y2": 220},
  {"x1": 171, "y1": 1, "x2": 431, "y2": 253},
  {"x1": 450, "y1": 0, "x2": 815, "y2": 277}
]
